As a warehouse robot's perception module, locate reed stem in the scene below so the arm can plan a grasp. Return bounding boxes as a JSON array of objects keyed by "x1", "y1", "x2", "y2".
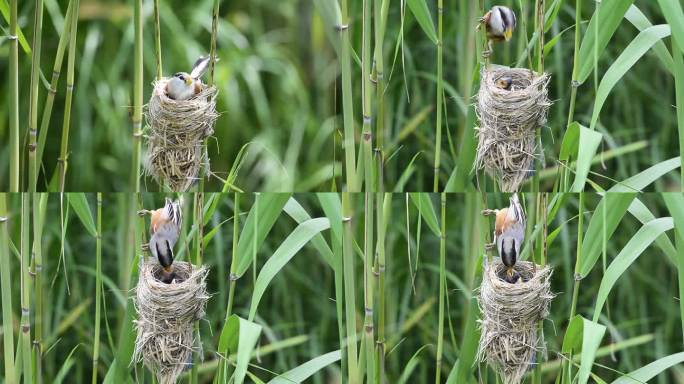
[
  {"x1": 361, "y1": 0, "x2": 374, "y2": 191},
  {"x1": 92, "y1": 193, "x2": 102, "y2": 384},
  {"x1": 37, "y1": 1, "x2": 74, "y2": 182},
  {"x1": 563, "y1": 0, "x2": 582, "y2": 190},
  {"x1": 57, "y1": 0, "x2": 80, "y2": 192},
  {"x1": 375, "y1": 193, "x2": 389, "y2": 384},
  {"x1": 342, "y1": 193, "x2": 360, "y2": 383},
  {"x1": 31, "y1": 194, "x2": 47, "y2": 384},
  {"x1": 373, "y1": 0, "x2": 389, "y2": 192},
  {"x1": 0, "y1": 195, "x2": 17, "y2": 383},
  {"x1": 435, "y1": 193, "x2": 446, "y2": 383},
  {"x1": 20, "y1": 194, "x2": 33, "y2": 383},
  {"x1": 130, "y1": 0, "x2": 143, "y2": 192},
  {"x1": 433, "y1": 0, "x2": 444, "y2": 192},
  {"x1": 339, "y1": 0, "x2": 358, "y2": 192},
  {"x1": 28, "y1": 0, "x2": 44, "y2": 192},
  {"x1": 153, "y1": 0, "x2": 162, "y2": 80},
  {"x1": 9, "y1": 0, "x2": 19, "y2": 191},
  {"x1": 363, "y1": 192, "x2": 375, "y2": 382}
]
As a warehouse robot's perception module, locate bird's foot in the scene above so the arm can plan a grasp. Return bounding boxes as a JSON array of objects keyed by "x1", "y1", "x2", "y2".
[
  {"x1": 481, "y1": 209, "x2": 497, "y2": 216},
  {"x1": 485, "y1": 242, "x2": 496, "y2": 251},
  {"x1": 482, "y1": 49, "x2": 492, "y2": 59}
]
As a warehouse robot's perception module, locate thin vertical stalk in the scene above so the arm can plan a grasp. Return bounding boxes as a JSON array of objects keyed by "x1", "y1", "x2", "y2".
[
  {"x1": 339, "y1": 0, "x2": 358, "y2": 192},
  {"x1": 560, "y1": 0, "x2": 582, "y2": 189},
  {"x1": 375, "y1": 193, "x2": 389, "y2": 384},
  {"x1": 533, "y1": 0, "x2": 545, "y2": 193},
  {"x1": 153, "y1": 0, "x2": 162, "y2": 80},
  {"x1": 191, "y1": 193, "x2": 204, "y2": 384},
  {"x1": 435, "y1": 193, "x2": 446, "y2": 383},
  {"x1": 342, "y1": 193, "x2": 359, "y2": 383},
  {"x1": 373, "y1": 0, "x2": 389, "y2": 192},
  {"x1": 0, "y1": 195, "x2": 17, "y2": 384},
  {"x1": 218, "y1": 193, "x2": 239, "y2": 381},
  {"x1": 363, "y1": 192, "x2": 375, "y2": 383},
  {"x1": 37, "y1": 0, "x2": 74, "y2": 178},
  {"x1": 31, "y1": 194, "x2": 47, "y2": 384},
  {"x1": 199, "y1": 0, "x2": 221, "y2": 191},
  {"x1": 361, "y1": 0, "x2": 374, "y2": 191},
  {"x1": 532, "y1": 193, "x2": 547, "y2": 384},
  {"x1": 433, "y1": 0, "x2": 444, "y2": 192},
  {"x1": 9, "y1": 0, "x2": 19, "y2": 191},
  {"x1": 673, "y1": 43, "x2": 684, "y2": 190},
  {"x1": 130, "y1": 0, "x2": 143, "y2": 192},
  {"x1": 92, "y1": 193, "x2": 102, "y2": 384},
  {"x1": 20, "y1": 194, "x2": 32, "y2": 384},
  {"x1": 28, "y1": 0, "x2": 44, "y2": 192},
  {"x1": 57, "y1": 0, "x2": 80, "y2": 192},
  {"x1": 563, "y1": 192, "x2": 584, "y2": 383},
  {"x1": 561, "y1": 0, "x2": 582, "y2": 190}
]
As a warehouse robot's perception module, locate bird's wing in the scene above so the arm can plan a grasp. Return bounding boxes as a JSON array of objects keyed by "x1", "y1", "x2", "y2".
[{"x1": 190, "y1": 56, "x2": 211, "y2": 79}]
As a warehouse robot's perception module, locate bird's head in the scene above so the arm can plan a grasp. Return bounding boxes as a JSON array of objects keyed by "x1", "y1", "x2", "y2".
[{"x1": 173, "y1": 72, "x2": 193, "y2": 86}]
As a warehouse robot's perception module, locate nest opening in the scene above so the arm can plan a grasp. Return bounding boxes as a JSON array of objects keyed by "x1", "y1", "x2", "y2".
[
  {"x1": 133, "y1": 260, "x2": 210, "y2": 384},
  {"x1": 144, "y1": 78, "x2": 219, "y2": 192},
  {"x1": 477, "y1": 259, "x2": 554, "y2": 384},
  {"x1": 475, "y1": 67, "x2": 551, "y2": 192}
]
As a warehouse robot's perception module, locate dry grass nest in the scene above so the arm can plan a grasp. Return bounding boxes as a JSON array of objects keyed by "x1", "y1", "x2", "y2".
[
  {"x1": 133, "y1": 260, "x2": 210, "y2": 384},
  {"x1": 477, "y1": 259, "x2": 554, "y2": 384},
  {"x1": 475, "y1": 67, "x2": 551, "y2": 192},
  {"x1": 145, "y1": 78, "x2": 218, "y2": 191}
]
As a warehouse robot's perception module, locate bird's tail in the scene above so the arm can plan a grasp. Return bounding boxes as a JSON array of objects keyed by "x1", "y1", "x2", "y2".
[{"x1": 190, "y1": 56, "x2": 212, "y2": 79}]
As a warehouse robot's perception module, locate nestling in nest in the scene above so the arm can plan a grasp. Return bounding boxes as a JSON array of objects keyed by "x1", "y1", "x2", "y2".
[{"x1": 475, "y1": 67, "x2": 551, "y2": 192}]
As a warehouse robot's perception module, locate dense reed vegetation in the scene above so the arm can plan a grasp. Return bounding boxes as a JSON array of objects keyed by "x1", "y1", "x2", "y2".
[
  {"x1": 1, "y1": 192, "x2": 684, "y2": 383},
  {"x1": 1, "y1": 1, "x2": 682, "y2": 191}
]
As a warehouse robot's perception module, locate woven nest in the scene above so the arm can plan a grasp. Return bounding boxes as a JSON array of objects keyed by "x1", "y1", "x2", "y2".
[
  {"x1": 133, "y1": 260, "x2": 210, "y2": 384},
  {"x1": 475, "y1": 68, "x2": 551, "y2": 192},
  {"x1": 477, "y1": 259, "x2": 554, "y2": 384},
  {"x1": 144, "y1": 78, "x2": 218, "y2": 191}
]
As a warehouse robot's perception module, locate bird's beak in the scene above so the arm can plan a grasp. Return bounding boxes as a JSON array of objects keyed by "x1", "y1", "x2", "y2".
[
  {"x1": 504, "y1": 27, "x2": 513, "y2": 41},
  {"x1": 184, "y1": 76, "x2": 193, "y2": 85}
]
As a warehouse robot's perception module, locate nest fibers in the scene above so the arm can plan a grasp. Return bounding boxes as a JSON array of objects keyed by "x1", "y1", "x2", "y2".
[
  {"x1": 133, "y1": 260, "x2": 210, "y2": 384},
  {"x1": 145, "y1": 78, "x2": 218, "y2": 191},
  {"x1": 475, "y1": 68, "x2": 551, "y2": 192},
  {"x1": 477, "y1": 259, "x2": 554, "y2": 384}
]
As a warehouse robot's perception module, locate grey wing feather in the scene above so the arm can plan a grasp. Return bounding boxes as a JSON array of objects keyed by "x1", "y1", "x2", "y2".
[{"x1": 190, "y1": 56, "x2": 211, "y2": 79}]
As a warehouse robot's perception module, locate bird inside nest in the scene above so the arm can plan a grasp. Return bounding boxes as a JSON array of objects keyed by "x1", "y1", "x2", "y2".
[
  {"x1": 483, "y1": 193, "x2": 526, "y2": 284},
  {"x1": 495, "y1": 76, "x2": 513, "y2": 90},
  {"x1": 148, "y1": 198, "x2": 183, "y2": 284},
  {"x1": 477, "y1": 5, "x2": 517, "y2": 57},
  {"x1": 165, "y1": 55, "x2": 212, "y2": 101}
]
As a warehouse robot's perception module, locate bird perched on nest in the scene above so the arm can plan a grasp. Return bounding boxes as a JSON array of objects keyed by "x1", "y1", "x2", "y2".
[
  {"x1": 483, "y1": 193, "x2": 526, "y2": 283},
  {"x1": 148, "y1": 198, "x2": 183, "y2": 283},
  {"x1": 166, "y1": 56, "x2": 211, "y2": 101},
  {"x1": 477, "y1": 5, "x2": 517, "y2": 56}
]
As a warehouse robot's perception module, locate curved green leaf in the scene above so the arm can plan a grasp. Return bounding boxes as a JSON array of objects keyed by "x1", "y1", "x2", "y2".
[
  {"x1": 569, "y1": 123, "x2": 603, "y2": 192},
  {"x1": 609, "y1": 157, "x2": 681, "y2": 192},
  {"x1": 406, "y1": 0, "x2": 437, "y2": 44},
  {"x1": 593, "y1": 217, "x2": 674, "y2": 321},
  {"x1": 577, "y1": 0, "x2": 636, "y2": 83},
  {"x1": 268, "y1": 350, "x2": 341, "y2": 384},
  {"x1": 579, "y1": 193, "x2": 636, "y2": 278},
  {"x1": 578, "y1": 319, "x2": 607, "y2": 384},
  {"x1": 248, "y1": 218, "x2": 331, "y2": 320},
  {"x1": 590, "y1": 25, "x2": 671, "y2": 129},
  {"x1": 613, "y1": 352, "x2": 684, "y2": 383},
  {"x1": 68, "y1": 193, "x2": 97, "y2": 237}
]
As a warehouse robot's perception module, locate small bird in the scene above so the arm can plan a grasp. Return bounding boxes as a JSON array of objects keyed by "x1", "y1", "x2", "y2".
[
  {"x1": 165, "y1": 55, "x2": 212, "y2": 101},
  {"x1": 478, "y1": 6, "x2": 517, "y2": 56},
  {"x1": 495, "y1": 76, "x2": 513, "y2": 90},
  {"x1": 495, "y1": 193, "x2": 525, "y2": 283},
  {"x1": 148, "y1": 198, "x2": 182, "y2": 283}
]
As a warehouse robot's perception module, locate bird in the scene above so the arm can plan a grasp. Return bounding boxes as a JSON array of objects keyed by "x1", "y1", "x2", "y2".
[
  {"x1": 148, "y1": 198, "x2": 182, "y2": 284},
  {"x1": 477, "y1": 5, "x2": 517, "y2": 56},
  {"x1": 165, "y1": 55, "x2": 212, "y2": 101},
  {"x1": 483, "y1": 194, "x2": 525, "y2": 283},
  {"x1": 495, "y1": 75, "x2": 513, "y2": 90}
]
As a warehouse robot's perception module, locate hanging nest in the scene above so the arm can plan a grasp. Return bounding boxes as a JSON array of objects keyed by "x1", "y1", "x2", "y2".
[
  {"x1": 475, "y1": 67, "x2": 551, "y2": 192},
  {"x1": 477, "y1": 259, "x2": 554, "y2": 384},
  {"x1": 144, "y1": 78, "x2": 218, "y2": 191},
  {"x1": 133, "y1": 260, "x2": 210, "y2": 384}
]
